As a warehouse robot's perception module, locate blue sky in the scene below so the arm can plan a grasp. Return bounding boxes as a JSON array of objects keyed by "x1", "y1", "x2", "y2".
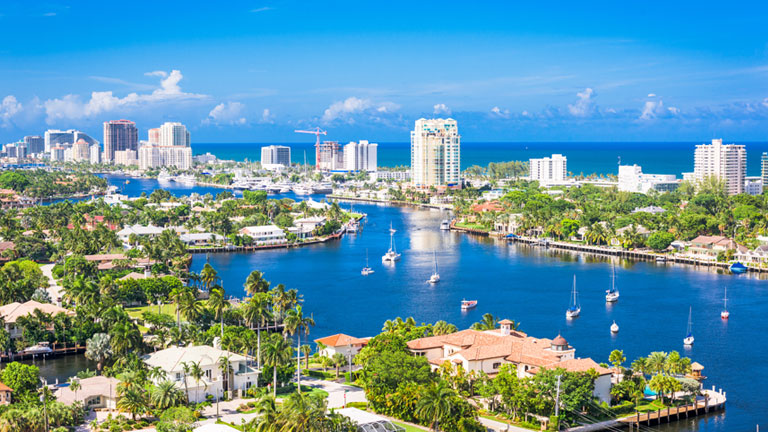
[{"x1": 1, "y1": 1, "x2": 768, "y2": 143}]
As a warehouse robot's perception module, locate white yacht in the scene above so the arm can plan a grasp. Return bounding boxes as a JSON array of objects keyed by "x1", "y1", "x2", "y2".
[
  {"x1": 610, "y1": 321, "x2": 619, "y2": 333},
  {"x1": 157, "y1": 171, "x2": 173, "y2": 183},
  {"x1": 440, "y1": 220, "x2": 451, "y2": 230},
  {"x1": 382, "y1": 223, "x2": 401, "y2": 262},
  {"x1": 427, "y1": 251, "x2": 440, "y2": 284},
  {"x1": 175, "y1": 174, "x2": 196, "y2": 185}
]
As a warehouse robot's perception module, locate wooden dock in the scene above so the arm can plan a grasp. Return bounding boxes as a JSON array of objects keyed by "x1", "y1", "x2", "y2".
[
  {"x1": 618, "y1": 389, "x2": 726, "y2": 430},
  {"x1": 0, "y1": 344, "x2": 85, "y2": 363}
]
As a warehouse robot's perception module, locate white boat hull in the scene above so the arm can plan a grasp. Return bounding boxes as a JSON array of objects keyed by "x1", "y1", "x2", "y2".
[
  {"x1": 428, "y1": 274, "x2": 440, "y2": 284},
  {"x1": 566, "y1": 308, "x2": 581, "y2": 319},
  {"x1": 684, "y1": 336, "x2": 694, "y2": 346}
]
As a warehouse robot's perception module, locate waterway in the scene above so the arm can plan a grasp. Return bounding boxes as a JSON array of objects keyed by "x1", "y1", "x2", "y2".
[
  {"x1": 190, "y1": 201, "x2": 763, "y2": 432},
  {"x1": 45, "y1": 176, "x2": 762, "y2": 431}
]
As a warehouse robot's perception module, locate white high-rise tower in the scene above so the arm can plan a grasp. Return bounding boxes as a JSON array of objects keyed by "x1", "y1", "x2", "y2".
[
  {"x1": 693, "y1": 139, "x2": 746, "y2": 195},
  {"x1": 410, "y1": 118, "x2": 460, "y2": 188}
]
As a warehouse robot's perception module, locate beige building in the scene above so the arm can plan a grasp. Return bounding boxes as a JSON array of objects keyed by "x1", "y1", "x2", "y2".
[
  {"x1": 114, "y1": 149, "x2": 138, "y2": 166},
  {"x1": 71, "y1": 139, "x2": 91, "y2": 162},
  {"x1": 0, "y1": 301, "x2": 74, "y2": 339},
  {"x1": 53, "y1": 376, "x2": 119, "y2": 409},
  {"x1": 138, "y1": 144, "x2": 192, "y2": 170},
  {"x1": 410, "y1": 118, "x2": 461, "y2": 188}
]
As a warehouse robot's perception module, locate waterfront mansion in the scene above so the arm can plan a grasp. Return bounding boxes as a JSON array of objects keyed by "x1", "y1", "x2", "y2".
[{"x1": 407, "y1": 319, "x2": 613, "y2": 403}]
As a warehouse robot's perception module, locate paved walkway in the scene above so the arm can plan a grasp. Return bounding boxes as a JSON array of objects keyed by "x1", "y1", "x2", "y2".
[
  {"x1": 40, "y1": 263, "x2": 64, "y2": 305},
  {"x1": 478, "y1": 416, "x2": 537, "y2": 432}
]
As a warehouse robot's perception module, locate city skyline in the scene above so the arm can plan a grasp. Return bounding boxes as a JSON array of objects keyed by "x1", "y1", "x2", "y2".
[{"x1": 1, "y1": 1, "x2": 768, "y2": 143}]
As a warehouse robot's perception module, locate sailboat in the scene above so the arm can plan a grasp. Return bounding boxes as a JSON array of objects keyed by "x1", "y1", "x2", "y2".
[
  {"x1": 721, "y1": 287, "x2": 729, "y2": 319},
  {"x1": 565, "y1": 276, "x2": 581, "y2": 319},
  {"x1": 610, "y1": 321, "x2": 619, "y2": 333},
  {"x1": 605, "y1": 264, "x2": 619, "y2": 302},
  {"x1": 684, "y1": 306, "x2": 695, "y2": 346},
  {"x1": 382, "y1": 223, "x2": 401, "y2": 262},
  {"x1": 428, "y1": 251, "x2": 440, "y2": 284},
  {"x1": 361, "y1": 249, "x2": 374, "y2": 276}
]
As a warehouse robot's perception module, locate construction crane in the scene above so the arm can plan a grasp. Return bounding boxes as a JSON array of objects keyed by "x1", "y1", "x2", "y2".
[{"x1": 294, "y1": 127, "x2": 327, "y2": 147}]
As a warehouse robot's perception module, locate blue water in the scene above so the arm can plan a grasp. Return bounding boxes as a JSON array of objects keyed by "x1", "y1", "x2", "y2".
[
  {"x1": 190, "y1": 201, "x2": 763, "y2": 432},
  {"x1": 194, "y1": 142, "x2": 768, "y2": 176}
]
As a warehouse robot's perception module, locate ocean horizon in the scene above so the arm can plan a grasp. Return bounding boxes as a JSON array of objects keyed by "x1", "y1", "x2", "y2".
[{"x1": 194, "y1": 141, "x2": 768, "y2": 178}]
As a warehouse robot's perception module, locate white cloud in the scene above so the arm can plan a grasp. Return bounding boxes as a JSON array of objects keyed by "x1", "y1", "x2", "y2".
[
  {"x1": 568, "y1": 88, "x2": 595, "y2": 117},
  {"x1": 639, "y1": 95, "x2": 678, "y2": 120},
  {"x1": 490, "y1": 106, "x2": 510, "y2": 118},
  {"x1": 667, "y1": 106, "x2": 680, "y2": 115},
  {"x1": 647, "y1": 93, "x2": 657, "y2": 97},
  {"x1": 43, "y1": 12, "x2": 56, "y2": 17},
  {"x1": 251, "y1": 7, "x2": 272, "y2": 13},
  {"x1": 433, "y1": 103, "x2": 451, "y2": 115},
  {"x1": 321, "y1": 97, "x2": 399, "y2": 124},
  {"x1": 206, "y1": 102, "x2": 247, "y2": 125},
  {"x1": 145, "y1": 71, "x2": 168, "y2": 78},
  {"x1": 0, "y1": 96, "x2": 22, "y2": 127},
  {"x1": 43, "y1": 69, "x2": 206, "y2": 124},
  {"x1": 260, "y1": 108, "x2": 275, "y2": 124}
]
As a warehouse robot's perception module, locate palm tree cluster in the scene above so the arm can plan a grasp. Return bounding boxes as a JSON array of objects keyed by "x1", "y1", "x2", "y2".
[{"x1": 243, "y1": 393, "x2": 357, "y2": 432}]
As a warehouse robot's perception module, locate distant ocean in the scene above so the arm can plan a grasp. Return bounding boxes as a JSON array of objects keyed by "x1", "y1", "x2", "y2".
[{"x1": 194, "y1": 142, "x2": 768, "y2": 177}]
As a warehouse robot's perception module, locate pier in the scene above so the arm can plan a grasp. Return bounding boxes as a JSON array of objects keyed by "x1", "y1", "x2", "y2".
[{"x1": 0, "y1": 344, "x2": 85, "y2": 363}]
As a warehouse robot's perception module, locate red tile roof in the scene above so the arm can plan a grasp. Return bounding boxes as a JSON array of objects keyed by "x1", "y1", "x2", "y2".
[{"x1": 314, "y1": 333, "x2": 367, "y2": 347}]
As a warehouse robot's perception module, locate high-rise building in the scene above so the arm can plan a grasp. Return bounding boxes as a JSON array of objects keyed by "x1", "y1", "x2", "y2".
[
  {"x1": 693, "y1": 138, "x2": 746, "y2": 195},
  {"x1": 410, "y1": 118, "x2": 461, "y2": 188},
  {"x1": 529, "y1": 154, "x2": 568, "y2": 184},
  {"x1": 138, "y1": 144, "x2": 192, "y2": 170},
  {"x1": 24, "y1": 136, "x2": 45, "y2": 154},
  {"x1": 44, "y1": 129, "x2": 75, "y2": 152},
  {"x1": 261, "y1": 145, "x2": 291, "y2": 167},
  {"x1": 148, "y1": 128, "x2": 161, "y2": 145},
  {"x1": 343, "y1": 140, "x2": 378, "y2": 172},
  {"x1": 50, "y1": 146, "x2": 66, "y2": 162},
  {"x1": 159, "y1": 122, "x2": 190, "y2": 147},
  {"x1": 89, "y1": 144, "x2": 102, "y2": 164},
  {"x1": 114, "y1": 149, "x2": 138, "y2": 166},
  {"x1": 315, "y1": 141, "x2": 344, "y2": 171},
  {"x1": 761, "y1": 152, "x2": 768, "y2": 193},
  {"x1": 103, "y1": 120, "x2": 138, "y2": 163},
  {"x1": 72, "y1": 139, "x2": 91, "y2": 162}
]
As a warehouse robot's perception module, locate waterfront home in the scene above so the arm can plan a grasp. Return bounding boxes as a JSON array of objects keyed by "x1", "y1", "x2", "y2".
[
  {"x1": 65, "y1": 214, "x2": 118, "y2": 231},
  {"x1": 287, "y1": 226, "x2": 313, "y2": 240},
  {"x1": 84, "y1": 253, "x2": 152, "y2": 270},
  {"x1": 117, "y1": 224, "x2": 165, "y2": 244},
  {"x1": 180, "y1": 232, "x2": 226, "y2": 246},
  {"x1": 482, "y1": 189, "x2": 505, "y2": 201},
  {"x1": 314, "y1": 333, "x2": 368, "y2": 358},
  {"x1": 239, "y1": 225, "x2": 287, "y2": 245},
  {"x1": 493, "y1": 213, "x2": 522, "y2": 235},
  {"x1": 406, "y1": 320, "x2": 613, "y2": 403},
  {"x1": 142, "y1": 344, "x2": 259, "y2": 403},
  {"x1": 527, "y1": 358, "x2": 613, "y2": 404},
  {"x1": 735, "y1": 245, "x2": 768, "y2": 268},
  {"x1": 686, "y1": 235, "x2": 746, "y2": 261},
  {"x1": 611, "y1": 224, "x2": 651, "y2": 246},
  {"x1": 471, "y1": 201, "x2": 504, "y2": 213},
  {"x1": 0, "y1": 300, "x2": 75, "y2": 339},
  {"x1": 294, "y1": 216, "x2": 327, "y2": 231},
  {"x1": 53, "y1": 376, "x2": 119, "y2": 409},
  {"x1": 0, "y1": 381, "x2": 10, "y2": 405}
]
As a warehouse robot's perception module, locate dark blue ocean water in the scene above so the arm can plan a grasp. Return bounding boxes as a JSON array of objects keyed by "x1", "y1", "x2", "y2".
[
  {"x1": 188, "y1": 201, "x2": 765, "y2": 432},
  {"x1": 194, "y1": 142, "x2": 768, "y2": 177}
]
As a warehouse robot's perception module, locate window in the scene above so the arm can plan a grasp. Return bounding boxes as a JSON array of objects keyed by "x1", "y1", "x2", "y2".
[{"x1": 492, "y1": 362, "x2": 502, "y2": 370}]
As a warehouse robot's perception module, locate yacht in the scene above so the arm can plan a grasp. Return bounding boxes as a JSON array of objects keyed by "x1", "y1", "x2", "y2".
[
  {"x1": 22, "y1": 342, "x2": 52, "y2": 355},
  {"x1": 440, "y1": 220, "x2": 451, "y2": 230},
  {"x1": 175, "y1": 174, "x2": 196, "y2": 185},
  {"x1": 346, "y1": 221, "x2": 359, "y2": 233},
  {"x1": 565, "y1": 275, "x2": 581, "y2": 319},
  {"x1": 157, "y1": 171, "x2": 173, "y2": 183},
  {"x1": 461, "y1": 299, "x2": 478, "y2": 310},
  {"x1": 361, "y1": 250, "x2": 374, "y2": 276},
  {"x1": 610, "y1": 321, "x2": 619, "y2": 333},
  {"x1": 684, "y1": 306, "x2": 695, "y2": 346},
  {"x1": 293, "y1": 184, "x2": 313, "y2": 195},
  {"x1": 311, "y1": 182, "x2": 333, "y2": 194},
  {"x1": 427, "y1": 251, "x2": 440, "y2": 284},
  {"x1": 605, "y1": 264, "x2": 619, "y2": 302},
  {"x1": 721, "y1": 287, "x2": 729, "y2": 319},
  {"x1": 382, "y1": 223, "x2": 401, "y2": 262}
]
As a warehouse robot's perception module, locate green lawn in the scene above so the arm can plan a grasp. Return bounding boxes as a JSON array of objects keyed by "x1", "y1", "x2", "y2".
[
  {"x1": 455, "y1": 222, "x2": 490, "y2": 231},
  {"x1": 392, "y1": 421, "x2": 426, "y2": 432},
  {"x1": 126, "y1": 303, "x2": 177, "y2": 319}
]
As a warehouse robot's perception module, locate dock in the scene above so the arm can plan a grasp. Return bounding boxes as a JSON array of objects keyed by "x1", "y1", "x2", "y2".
[
  {"x1": 0, "y1": 344, "x2": 85, "y2": 363},
  {"x1": 619, "y1": 388, "x2": 726, "y2": 430}
]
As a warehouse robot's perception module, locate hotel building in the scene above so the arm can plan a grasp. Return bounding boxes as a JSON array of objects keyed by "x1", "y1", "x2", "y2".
[
  {"x1": 618, "y1": 164, "x2": 679, "y2": 193},
  {"x1": 261, "y1": 145, "x2": 292, "y2": 168},
  {"x1": 410, "y1": 118, "x2": 461, "y2": 188},
  {"x1": 529, "y1": 154, "x2": 567, "y2": 184},
  {"x1": 103, "y1": 120, "x2": 138, "y2": 163},
  {"x1": 343, "y1": 140, "x2": 378, "y2": 172},
  {"x1": 693, "y1": 139, "x2": 746, "y2": 195}
]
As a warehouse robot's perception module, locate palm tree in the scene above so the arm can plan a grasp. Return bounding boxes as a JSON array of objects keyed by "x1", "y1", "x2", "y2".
[
  {"x1": 117, "y1": 387, "x2": 149, "y2": 421},
  {"x1": 208, "y1": 285, "x2": 229, "y2": 342},
  {"x1": 199, "y1": 263, "x2": 218, "y2": 290},
  {"x1": 68, "y1": 378, "x2": 81, "y2": 402},
  {"x1": 218, "y1": 356, "x2": 233, "y2": 398},
  {"x1": 242, "y1": 293, "x2": 272, "y2": 368},
  {"x1": 631, "y1": 357, "x2": 649, "y2": 376},
  {"x1": 110, "y1": 321, "x2": 142, "y2": 356},
  {"x1": 85, "y1": 333, "x2": 112, "y2": 374},
  {"x1": 151, "y1": 380, "x2": 183, "y2": 410},
  {"x1": 647, "y1": 351, "x2": 669, "y2": 375},
  {"x1": 180, "y1": 361, "x2": 192, "y2": 403},
  {"x1": 470, "y1": 313, "x2": 499, "y2": 331},
  {"x1": 432, "y1": 321, "x2": 458, "y2": 336},
  {"x1": 332, "y1": 353, "x2": 345, "y2": 379},
  {"x1": 178, "y1": 289, "x2": 204, "y2": 323},
  {"x1": 415, "y1": 380, "x2": 457, "y2": 432},
  {"x1": 284, "y1": 305, "x2": 315, "y2": 391},
  {"x1": 300, "y1": 344, "x2": 312, "y2": 369},
  {"x1": 189, "y1": 361, "x2": 206, "y2": 404},
  {"x1": 244, "y1": 270, "x2": 270, "y2": 295},
  {"x1": 262, "y1": 335, "x2": 293, "y2": 397}
]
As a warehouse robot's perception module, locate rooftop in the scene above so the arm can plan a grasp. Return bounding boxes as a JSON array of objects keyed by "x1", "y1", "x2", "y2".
[{"x1": 0, "y1": 300, "x2": 74, "y2": 324}]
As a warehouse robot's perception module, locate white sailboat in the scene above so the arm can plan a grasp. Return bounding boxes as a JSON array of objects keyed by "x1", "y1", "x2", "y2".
[
  {"x1": 610, "y1": 321, "x2": 619, "y2": 333},
  {"x1": 428, "y1": 251, "x2": 440, "y2": 284},
  {"x1": 605, "y1": 264, "x2": 619, "y2": 302},
  {"x1": 721, "y1": 287, "x2": 729, "y2": 319},
  {"x1": 361, "y1": 249, "x2": 374, "y2": 276},
  {"x1": 565, "y1": 275, "x2": 581, "y2": 319},
  {"x1": 684, "y1": 306, "x2": 695, "y2": 346},
  {"x1": 382, "y1": 223, "x2": 401, "y2": 262}
]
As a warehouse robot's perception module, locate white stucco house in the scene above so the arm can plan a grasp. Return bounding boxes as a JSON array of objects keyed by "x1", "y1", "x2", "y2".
[
  {"x1": 142, "y1": 345, "x2": 259, "y2": 403},
  {"x1": 314, "y1": 333, "x2": 368, "y2": 358},
  {"x1": 239, "y1": 225, "x2": 287, "y2": 245},
  {"x1": 53, "y1": 376, "x2": 119, "y2": 409}
]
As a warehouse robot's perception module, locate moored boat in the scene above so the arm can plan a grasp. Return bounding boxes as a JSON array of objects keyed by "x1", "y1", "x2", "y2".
[
  {"x1": 605, "y1": 264, "x2": 619, "y2": 302},
  {"x1": 382, "y1": 223, "x2": 401, "y2": 262},
  {"x1": 461, "y1": 299, "x2": 477, "y2": 310},
  {"x1": 729, "y1": 262, "x2": 747, "y2": 274},
  {"x1": 684, "y1": 306, "x2": 695, "y2": 346},
  {"x1": 427, "y1": 251, "x2": 440, "y2": 284},
  {"x1": 721, "y1": 287, "x2": 729, "y2": 319},
  {"x1": 440, "y1": 220, "x2": 450, "y2": 230},
  {"x1": 610, "y1": 321, "x2": 619, "y2": 333},
  {"x1": 565, "y1": 275, "x2": 581, "y2": 319}
]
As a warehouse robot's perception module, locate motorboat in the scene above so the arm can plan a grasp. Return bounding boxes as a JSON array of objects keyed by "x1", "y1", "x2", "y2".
[
  {"x1": 610, "y1": 321, "x2": 619, "y2": 333},
  {"x1": 655, "y1": 256, "x2": 667, "y2": 263},
  {"x1": 361, "y1": 250, "x2": 374, "y2": 276},
  {"x1": 684, "y1": 306, "x2": 695, "y2": 346},
  {"x1": 427, "y1": 251, "x2": 440, "y2": 284},
  {"x1": 22, "y1": 342, "x2": 52, "y2": 355},
  {"x1": 346, "y1": 221, "x2": 359, "y2": 233},
  {"x1": 461, "y1": 299, "x2": 478, "y2": 310},
  {"x1": 565, "y1": 275, "x2": 581, "y2": 319},
  {"x1": 729, "y1": 262, "x2": 747, "y2": 274},
  {"x1": 382, "y1": 223, "x2": 401, "y2": 262},
  {"x1": 440, "y1": 220, "x2": 451, "y2": 231},
  {"x1": 605, "y1": 264, "x2": 619, "y2": 302},
  {"x1": 157, "y1": 171, "x2": 173, "y2": 183},
  {"x1": 175, "y1": 174, "x2": 196, "y2": 185}
]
